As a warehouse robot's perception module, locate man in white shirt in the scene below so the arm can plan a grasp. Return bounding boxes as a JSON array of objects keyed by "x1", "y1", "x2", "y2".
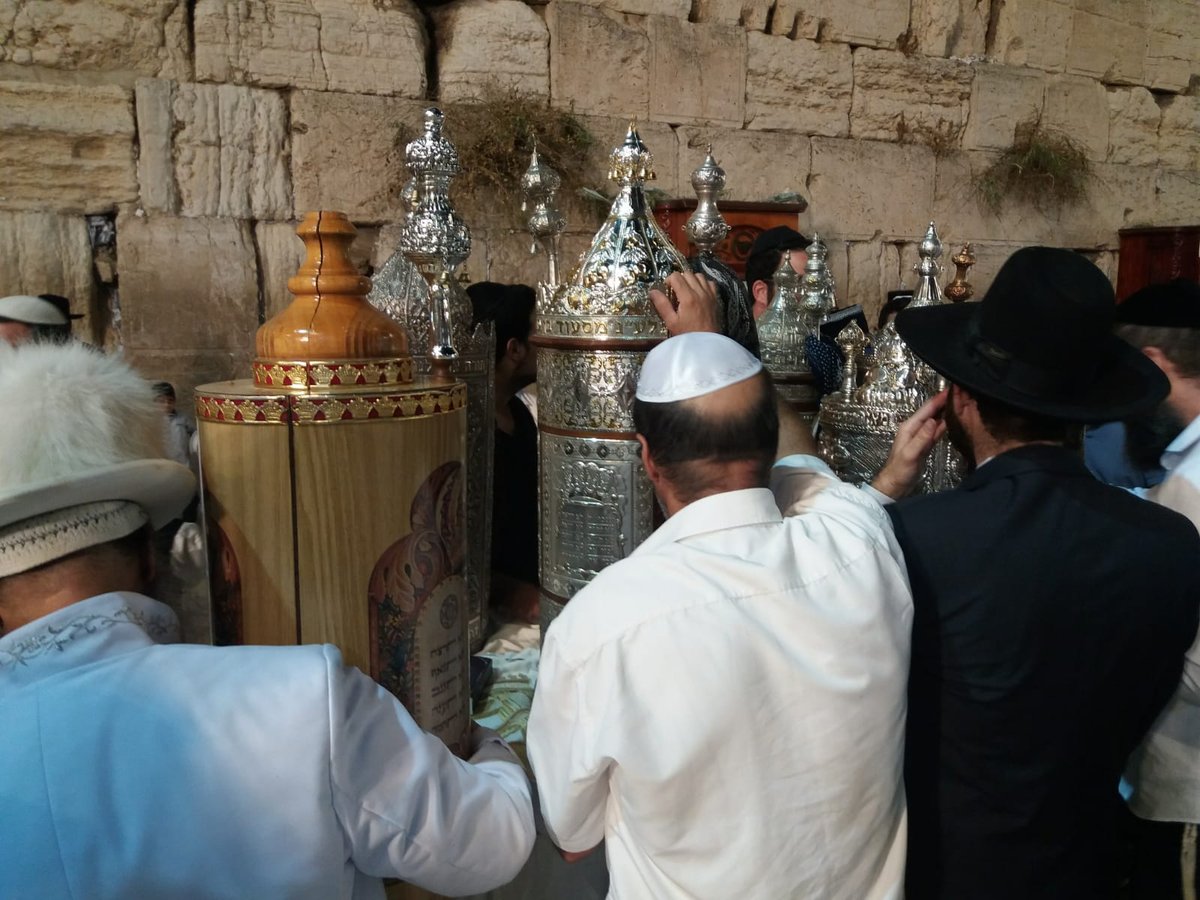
[
  {"x1": 526, "y1": 272, "x2": 933, "y2": 899},
  {"x1": 0, "y1": 341, "x2": 536, "y2": 899},
  {"x1": 1116, "y1": 279, "x2": 1200, "y2": 899}
]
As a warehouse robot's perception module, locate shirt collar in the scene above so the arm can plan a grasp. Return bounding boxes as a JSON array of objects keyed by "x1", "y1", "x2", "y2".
[
  {"x1": 633, "y1": 487, "x2": 782, "y2": 556},
  {"x1": 1162, "y1": 413, "x2": 1200, "y2": 472},
  {"x1": 0, "y1": 592, "x2": 178, "y2": 684}
]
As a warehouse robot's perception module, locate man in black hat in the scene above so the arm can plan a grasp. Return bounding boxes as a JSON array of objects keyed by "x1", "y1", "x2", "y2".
[
  {"x1": 886, "y1": 247, "x2": 1200, "y2": 899},
  {"x1": 1113, "y1": 279, "x2": 1200, "y2": 900},
  {"x1": 744, "y1": 225, "x2": 808, "y2": 319}
]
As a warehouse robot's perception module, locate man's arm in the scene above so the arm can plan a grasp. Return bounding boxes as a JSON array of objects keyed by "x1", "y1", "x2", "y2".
[{"x1": 326, "y1": 649, "x2": 536, "y2": 895}]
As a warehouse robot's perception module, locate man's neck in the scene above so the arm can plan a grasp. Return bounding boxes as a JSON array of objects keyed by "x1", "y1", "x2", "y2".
[{"x1": 971, "y1": 438, "x2": 1063, "y2": 468}]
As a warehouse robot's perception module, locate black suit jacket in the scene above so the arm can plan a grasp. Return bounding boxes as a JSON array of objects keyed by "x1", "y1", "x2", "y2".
[{"x1": 888, "y1": 445, "x2": 1200, "y2": 900}]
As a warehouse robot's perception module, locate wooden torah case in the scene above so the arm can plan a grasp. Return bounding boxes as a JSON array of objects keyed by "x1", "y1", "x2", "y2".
[{"x1": 196, "y1": 212, "x2": 472, "y2": 765}]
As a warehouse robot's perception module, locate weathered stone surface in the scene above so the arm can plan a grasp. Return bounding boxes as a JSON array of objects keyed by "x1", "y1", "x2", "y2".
[
  {"x1": 932, "y1": 151, "x2": 1156, "y2": 248},
  {"x1": 1106, "y1": 87, "x2": 1162, "y2": 167},
  {"x1": 808, "y1": 138, "x2": 935, "y2": 240},
  {"x1": 1042, "y1": 75, "x2": 1110, "y2": 161},
  {"x1": 0, "y1": 0, "x2": 189, "y2": 80},
  {"x1": 1154, "y1": 168, "x2": 1200, "y2": 228},
  {"x1": 125, "y1": 349, "x2": 252, "y2": 421},
  {"x1": 845, "y1": 239, "x2": 886, "y2": 321},
  {"x1": 290, "y1": 90, "x2": 426, "y2": 223},
  {"x1": 135, "y1": 79, "x2": 291, "y2": 219},
  {"x1": 849, "y1": 49, "x2": 974, "y2": 145},
  {"x1": 909, "y1": 0, "x2": 988, "y2": 59},
  {"x1": 1157, "y1": 95, "x2": 1200, "y2": 171},
  {"x1": 991, "y1": 0, "x2": 1073, "y2": 73},
  {"x1": 432, "y1": 0, "x2": 549, "y2": 101},
  {"x1": 0, "y1": 81, "x2": 136, "y2": 213},
  {"x1": 470, "y1": 229, "x2": 596, "y2": 286},
  {"x1": 961, "y1": 65, "x2": 1045, "y2": 153},
  {"x1": 648, "y1": 17, "x2": 745, "y2": 127},
  {"x1": 566, "y1": 0, "x2": 690, "y2": 18},
  {"x1": 548, "y1": 3, "x2": 648, "y2": 119},
  {"x1": 745, "y1": 34, "x2": 852, "y2": 136},
  {"x1": 677, "y1": 128, "x2": 809, "y2": 202},
  {"x1": 689, "y1": 0, "x2": 773, "y2": 31},
  {"x1": 1066, "y1": 5, "x2": 1146, "y2": 86},
  {"x1": 819, "y1": 0, "x2": 911, "y2": 51},
  {"x1": 0, "y1": 210, "x2": 98, "y2": 340},
  {"x1": 194, "y1": 0, "x2": 427, "y2": 98},
  {"x1": 1145, "y1": 0, "x2": 1199, "y2": 92},
  {"x1": 117, "y1": 214, "x2": 259, "y2": 351}
]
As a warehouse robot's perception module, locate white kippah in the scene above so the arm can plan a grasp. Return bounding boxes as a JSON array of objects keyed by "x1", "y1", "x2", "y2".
[
  {"x1": 0, "y1": 500, "x2": 149, "y2": 578},
  {"x1": 636, "y1": 332, "x2": 764, "y2": 403},
  {"x1": 0, "y1": 295, "x2": 68, "y2": 326}
]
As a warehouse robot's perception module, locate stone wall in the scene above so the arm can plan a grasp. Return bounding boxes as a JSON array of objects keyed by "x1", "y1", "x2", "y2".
[{"x1": 0, "y1": 0, "x2": 1197, "y2": 403}]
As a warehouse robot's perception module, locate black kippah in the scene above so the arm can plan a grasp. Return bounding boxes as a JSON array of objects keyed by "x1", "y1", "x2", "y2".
[{"x1": 1115, "y1": 279, "x2": 1200, "y2": 329}]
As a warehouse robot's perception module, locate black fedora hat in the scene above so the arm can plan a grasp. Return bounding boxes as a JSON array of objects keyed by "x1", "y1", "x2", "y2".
[{"x1": 895, "y1": 246, "x2": 1168, "y2": 423}]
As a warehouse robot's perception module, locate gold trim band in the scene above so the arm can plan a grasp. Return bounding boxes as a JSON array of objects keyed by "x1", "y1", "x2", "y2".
[
  {"x1": 252, "y1": 357, "x2": 414, "y2": 390},
  {"x1": 196, "y1": 384, "x2": 466, "y2": 424}
]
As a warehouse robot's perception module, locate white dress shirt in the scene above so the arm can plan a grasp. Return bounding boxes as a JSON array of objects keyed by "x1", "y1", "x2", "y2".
[
  {"x1": 527, "y1": 458, "x2": 912, "y2": 900},
  {"x1": 1126, "y1": 413, "x2": 1200, "y2": 823},
  {"x1": 0, "y1": 592, "x2": 535, "y2": 899}
]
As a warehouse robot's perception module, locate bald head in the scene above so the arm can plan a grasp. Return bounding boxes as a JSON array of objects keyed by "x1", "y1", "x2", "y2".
[{"x1": 634, "y1": 371, "x2": 778, "y2": 507}]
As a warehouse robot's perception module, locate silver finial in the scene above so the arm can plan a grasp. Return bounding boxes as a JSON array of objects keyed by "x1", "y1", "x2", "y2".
[
  {"x1": 521, "y1": 144, "x2": 567, "y2": 286},
  {"x1": 684, "y1": 144, "x2": 730, "y2": 255}
]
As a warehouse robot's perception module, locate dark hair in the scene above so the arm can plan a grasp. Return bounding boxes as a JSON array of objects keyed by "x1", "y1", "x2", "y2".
[
  {"x1": 28, "y1": 323, "x2": 72, "y2": 344},
  {"x1": 744, "y1": 250, "x2": 782, "y2": 296},
  {"x1": 973, "y1": 390, "x2": 1079, "y2": 446},
  {"x1": 152, "y1": 382, "x2": 176, "y2": 400},
  {"x1": 1116, "y1": 323, "x2": 1200, "y2": 380},
  {"x1": 467, "y1": 282, "x2": 537, "y2": 361},
  {"x1": 633, "y1": 373, "x2": 778, "y2": 500}
]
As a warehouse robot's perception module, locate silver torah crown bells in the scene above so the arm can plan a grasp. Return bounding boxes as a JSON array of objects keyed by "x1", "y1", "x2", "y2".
[
  {"x1": 684, "y1": 145, "x2": 730, "y2": 255},
  {"x1": 521, "y1": 144, "x2": 567, "y2": 286}
]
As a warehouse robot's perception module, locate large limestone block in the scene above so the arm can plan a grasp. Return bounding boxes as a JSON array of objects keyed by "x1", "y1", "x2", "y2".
[
  {"x1": 745, "y1": 34, "x2": 852, "y2": 136},
  {"x1": 0, "y1": 211, "x2": 97, "y2": 339},
  {"x1": 194, "y1": 0, "x2": 427, "y2": 98},
  {"x1": 931, "y1": 150, "x2": 1156, "y2": 248},
  {"x1": 117, "y1": 214, "x2": 259, "y2": 352},
  {"x1": 1154, "y1": 168, "x2": 1200, "y2": 229},
  {"x1": 849, "y1": 49, "x2": 973, "y2": 144},
  {"x1": 125, "y1": 349, "x2": 252, "y2": 421},
  {"x1": 135, "y1": 80, "x2": 292, "y2": 220},
  {"x1": 1066, "y1": 6, "x2": 1146, "y2": 86},
  {"x1": 471, "y1": 229, "x2": 595, "y2": 285},
  {"x1": 1042, "y1": 75, "x2": 1110, "y2": 162},
  {"x1": 1105, "y1": 87, "x2": 1161, "y2": 167},
  {"x1": 432, "y1": 0, "x2": 549, "y2": 101},
  {"x1": 548, "y1": 3, "x2": 649, "y2": 119},
  {"x1": 291, "y1": 90, "x2": 427, "y2": 223},
  {"x1": 0, "y1": 81, "x2": 136, "y2": 213},
  {"x1": 677, "y1": 128, "x2": 809, "y2": 202},
  {"x1": 961, "y1": 65, "x2": 1045, "y2": 153},
  {"x1": 808, "y1": 138, "x2": 935, "y2": 240},
  {"x1": 909, "y1": 0, "x2": 987, "y2": 58},
  {"x1": 648, "y1": 17, "x2": 745, "y2": 127},
  {"x1": 845, "y1": 239, "x2": 887, "y2": 320},
  {"x1": 689, "y1": 0, "x2": 773, "y2": 30},
  {"x1": 0, "y1": 0, "x2": 189, "y2": 80},
  {"x1": 990, "y1": 0, "x2": 1072, "y2": 73},
  {"x1": 1146, "y1": 0, "x2": 1199, "y2": 92},
  {"x1": 1157, "y1": 95, "x2": 1200, "y2": 171},
  {"x1": 819, "y1": 0, "x2": 911, "y2": 51},
  {"x1": 565, "y1": 0, "x2": 690, "y2": 18}
]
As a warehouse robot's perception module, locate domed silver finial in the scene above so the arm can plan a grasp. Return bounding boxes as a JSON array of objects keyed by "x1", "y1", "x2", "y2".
[
  {"x1": 684, "y1": 145, "x2": 730, "y2": 256},
  {"x1": 911, "y1": 222, "x2": 944, "y2": 308},
  {"x1": 521, "y1": 144, "x2": 567, "y2": 286}
]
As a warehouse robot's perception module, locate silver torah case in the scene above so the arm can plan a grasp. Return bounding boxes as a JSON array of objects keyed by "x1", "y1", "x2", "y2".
[
  {"x1": 534, "y1": 124, "x2": 687, "y2": 635},
  {"x1": 368, "y1": 108, "x2": 496, "y2": 653},
  {"x1": 817, "y1": 222, "x2": 965, "y2": 493}
]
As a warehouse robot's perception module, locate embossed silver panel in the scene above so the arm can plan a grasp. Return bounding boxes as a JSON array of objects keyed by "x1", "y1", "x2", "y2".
[{"x1": 537, "y1": 347, "x2": 643, "y2": 434}]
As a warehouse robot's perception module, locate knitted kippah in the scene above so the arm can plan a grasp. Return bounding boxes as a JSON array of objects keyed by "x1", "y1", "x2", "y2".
[
  {"x1": 636, "y1": 332, "x2": 763, "y2": 403},
  {"x1": 0, "y1": 500, "x2": 148, "y2": 578}
]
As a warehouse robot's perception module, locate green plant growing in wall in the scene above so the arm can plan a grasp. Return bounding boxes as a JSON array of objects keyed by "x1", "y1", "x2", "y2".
[
  {"x1": 393, "y1": 87, "x2": 595, "y2": 214},
  {"x1": 973, "y1": 118, "x2": 1092, "y2": 213}
]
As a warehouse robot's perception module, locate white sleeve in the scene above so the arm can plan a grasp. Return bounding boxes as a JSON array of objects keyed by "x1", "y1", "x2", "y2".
[
  {"x1": 325, "y1": 647, "x2": 535, "y2": 895},
  {"x1": 526, "y1": 631, "x2": 609, "y2": 853}
]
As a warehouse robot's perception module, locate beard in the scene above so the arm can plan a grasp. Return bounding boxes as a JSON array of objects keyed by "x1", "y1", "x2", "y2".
[
  {"x1": 1124, "y1": 404, "x2": 1184, "y2": 471},
  {"x1": 943, "y1": 388, "x2": 975, "y2": 472}
]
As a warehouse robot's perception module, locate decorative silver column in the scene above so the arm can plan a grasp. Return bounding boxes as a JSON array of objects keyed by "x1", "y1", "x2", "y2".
[
  {"x1": 369, "y1": 108, "x2": 496, "y2": 652},
  {"x1": 758, "y1": 247, "x2": 821, "y2": 421},
  {"x1": 817, "y1": 221, "x2": 963, "y2": 493},
  {"x1": 521, "y1": 145, "x2": 567, "y2": 286},
  {"x1": 534, "y1": 125, "x2": 687, "y2": 634}
]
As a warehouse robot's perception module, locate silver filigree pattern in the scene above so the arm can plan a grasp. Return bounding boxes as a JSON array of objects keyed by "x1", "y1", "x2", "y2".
[
  {"x1": 684, "y1": 145, "x2": 730, "y2": 255},
  {"x1": 537, "y1": 349, "x2": 642, "y2": 433},
  {"x1": 521, "y1": 145, "x2": 567, "y2": 286}
]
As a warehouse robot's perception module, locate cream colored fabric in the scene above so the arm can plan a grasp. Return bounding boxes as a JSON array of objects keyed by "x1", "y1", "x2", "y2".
[{"x1": 0, "y1": 500, "x2": 147, "y2": 577}]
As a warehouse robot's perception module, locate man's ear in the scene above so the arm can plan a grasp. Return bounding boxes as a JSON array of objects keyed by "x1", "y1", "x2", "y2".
[
  {"x1": 751, "y1": 280, "x2": 770, "y2": 319},
  {"x1": 1142, "y1": 345, "x2": 1173, "y2": 376},
  {"x1": 504, "y1": 337, "x2": 524, "y2": 365},
  {"x1": 636, "y1": 433, "x2": 660, "y2": 484}
]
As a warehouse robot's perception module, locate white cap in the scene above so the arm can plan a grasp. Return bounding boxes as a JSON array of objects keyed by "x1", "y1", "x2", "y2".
[
  {"x1": 636, "y1": 332, "x2": 764, "y2": 403},
  {"x1": 0, "y1": 295, "x2": 68, "y2": 326}
]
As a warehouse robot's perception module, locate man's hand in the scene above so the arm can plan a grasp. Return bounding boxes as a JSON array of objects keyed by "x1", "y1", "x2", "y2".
[
  {"x1": 649, "y1": 271, "x2": 720, "y2": 335},
  {"x1": 871, "y1": 390, "x2": 949, "y2": 500}
]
